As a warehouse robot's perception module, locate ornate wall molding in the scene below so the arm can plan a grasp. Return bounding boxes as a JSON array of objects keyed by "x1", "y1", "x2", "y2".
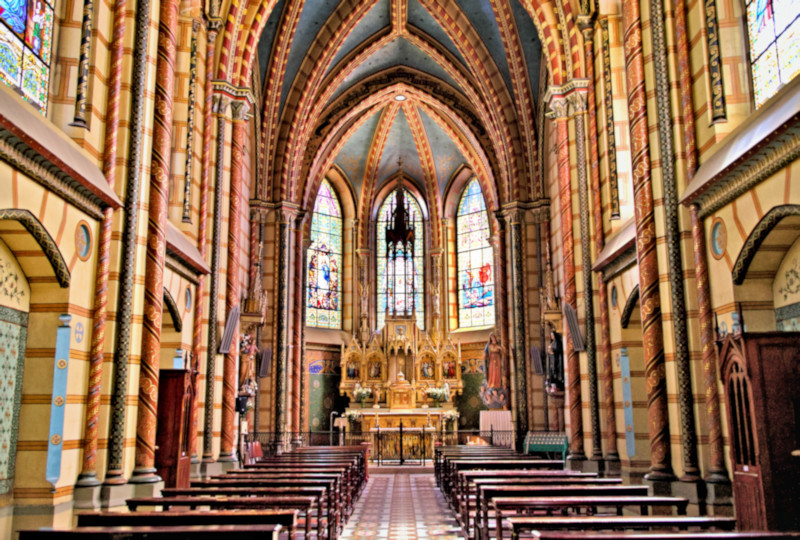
[
  {"x1": 704, "y1": 0, "x2": 726, "y2": 123},
  {"x1": 0, "y1": 209, "x2": 70, "y2": 287},
  {"x1": 732, "y1": 205, "x2": 800, "y2": 285},
  {"x1": 620, "y1": 285, "x2": 640, "y2": 329},
  {"x1": 182, "y1": 21, "x2": 201, "y2": 223}
]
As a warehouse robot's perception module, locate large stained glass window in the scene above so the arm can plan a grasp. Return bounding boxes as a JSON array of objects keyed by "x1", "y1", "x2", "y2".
[
  {"x1": 377, "y1": 188, "x2": 424, "y2": 330},
  {"x1": 306, "y1": 179, "x2": 343, "y2": 329},
  {"x1": 0, "y1": 0, "x2": 54, "y2": 114},
  {"x1": 457, "y1": 178, "x2": 494, "y2": 328},
  {"x1": 746, "y1": 0, "x2": 800, "y2": 107}
]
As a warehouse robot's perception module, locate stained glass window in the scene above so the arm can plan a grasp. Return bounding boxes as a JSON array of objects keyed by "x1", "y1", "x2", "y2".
[
  {"x1": 377, "y1": 188, "x2": 424, "y2": 330},
  {"x1": 746, "y1": 0, "x2": 800, "y2": 108},
  {"x1": 457, "y1": 178, "x2": 495, "y2": 328},
  {"x1": 0, "y1": 0, "x2": 54, "y2": 114},
  {"x1": 306, "y1": 179, "x2": 343, "y2": 329}
]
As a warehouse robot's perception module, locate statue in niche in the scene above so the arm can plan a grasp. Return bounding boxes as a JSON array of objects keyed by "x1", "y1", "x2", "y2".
[
  {"x1": 484, "y1": 332, "x2": 504, "y2": 388},
  {"x1": 546, "y1": 324, "x2": 564, "y2": 391}
]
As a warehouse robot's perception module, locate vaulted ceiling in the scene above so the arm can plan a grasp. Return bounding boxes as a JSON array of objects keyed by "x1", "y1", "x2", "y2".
[{"x1": 250, "y1": 0, "x2": 546, "y2": 211}]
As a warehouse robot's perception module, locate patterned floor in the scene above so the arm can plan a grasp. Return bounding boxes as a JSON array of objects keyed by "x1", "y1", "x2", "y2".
[{"x1": 339, "y1": 473, "x2": 463, "y2": 539}]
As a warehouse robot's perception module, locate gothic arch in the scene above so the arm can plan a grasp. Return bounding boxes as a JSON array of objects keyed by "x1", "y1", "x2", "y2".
[
  {"x1": 732, "y1": 205, "x2": 800, "y2": 285},
  {"x1": 0, "y1": 209, "x2": 70, "y2": 288},
  {"x1": 163, "y1": 287, "x2": 183, "y2": 332},
  {"x1": 621, "y1": 285, "x2": 640, "y2": 329}
]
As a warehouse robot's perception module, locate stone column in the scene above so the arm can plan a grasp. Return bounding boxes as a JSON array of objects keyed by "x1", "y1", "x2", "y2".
[
  {"x1": 77, "y1": 0, "x2": 126, "y2": 492},
  {"x1": 549, "y1": 95, "x2": 585, "y2": 461},
  {"x1": 299, "y1": 237, "x2": 311, "y2": 434},
  {"x1": 489, "y1": 215, "x2": 511, "y2": 392},
  {"x1": 130, "y1": 0, "x2": 179, "y2": 484},
  {"x1": 569, "y1": 90, "x2": 602, "y2": 465},
  {"x1": 508, "y1": 207, "x2": 529, "y2": 437},
  {"x1": 430, "y1": 248, "x2": 443, "y2": 340},
  {"x1": 203, "y1": 93, "x2": 230, "y2": 462},
  {"x1": 357, "y1": 248, "x2": 371, "y2": 344},
  {"x1": 103, "y1": 0, "x2": 151, "y2": 487},
  {"x1": 622, "y1": 0, "x2": 674, "y2": 482},
  {"x1": 580, "y1": 18, "x2": 619, "y2": 465},
  {"x1": 219, "y1": 100, "x2": 249, "y2": 463},
  {"x1": 291, "y1": 211, "x2": 306, "y2": 441},
  {"x1": 190, "y1": 20, "x2": 218, "y2": 467},
  {"x1": 690, "y1": 205, "x2": 730, "y2": 484},
  {"x1": 274, "y1": 206, "x2": 295, "y2": 450}
]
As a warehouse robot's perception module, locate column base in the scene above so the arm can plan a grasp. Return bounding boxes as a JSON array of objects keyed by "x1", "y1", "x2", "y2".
[
  {"x1": 705, "y1": 478, "x2": 734, "y2": 516},
  {"x1": 217, "y1": 452, "x2": 238, "y2": 463},
  {"x1": 603, "y1": 454, "x2": 621, "y2": 477},
  {"x1": 645, "y1": 476, "x2": 675, "y2": 497},
  {"x1": 220, "y1": 460, "x2": 239, "y2": 473},
  {"x1": 100, "y1": 482, "x2": 134, "y2": 509},
  {"x1": 200, "y1": 461, "x2": 223, "y2": 478},
  {"x1": 129, "y1": 467, "x2": 162, "y2": 484},
  {"x1": 73, "y1": 483, "x2": 103, "y2": 510},
  {"x1": 131, "y1": 480, "x2": 165, "y2": 500},
  {"x1": 672, "y1": 479, "x2": 707, "y2": 516},
  {"x1": 190, "y1": 461, "x2": 203, "y2": 479},
  {"x1": 566, "y1": 452, "x2": 586, "y2": 471},
  {"x1": 584, "y1": 457, "x2": 605, "y2": 475}
]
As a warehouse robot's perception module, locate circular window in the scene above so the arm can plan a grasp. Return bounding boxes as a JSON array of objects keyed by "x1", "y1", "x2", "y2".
[
  {"x1": 610, "y1": 285, "x2": 618, "y2": 308},
  {"x1": 711, "y1": 218, "x2": 727, "y2": 260},
  {"x1": 75, "y1": 221, "x2": 92, "y2": 261}
]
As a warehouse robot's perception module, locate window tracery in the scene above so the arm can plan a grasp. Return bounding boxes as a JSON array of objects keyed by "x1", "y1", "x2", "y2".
[{"x1": 746, "y1": 0, "x2": 799, "y2": 107}]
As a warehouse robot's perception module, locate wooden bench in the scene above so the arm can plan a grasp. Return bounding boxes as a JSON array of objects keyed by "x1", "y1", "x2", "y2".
[
  {"x1": 444, "y1": 460, "x2": 564, "y2": 498},
  {"x1": 18, "y1": 524, "x2": 282, "y2": 539},
  {"x1": 476, "y1": 484, "x2": 650, "y2": 540},
  {"x1": 491, "y1": 496, "x2": 689, "y2": 540},
  {"x1": 525, "y1": 533, "x2": 800, "y2": 539},
  {"x1": 76, "y1": 510, "x2": 299, "y2": 539},
  {"x1": 507, "y1": 516, "x2": 737, "y2": 540},
  {"x1": 126, "y1": 496, "x2": 315, "y2": 538},
  {"x1": 162, "y1": 487, "x2": 329, "y2": 539}
]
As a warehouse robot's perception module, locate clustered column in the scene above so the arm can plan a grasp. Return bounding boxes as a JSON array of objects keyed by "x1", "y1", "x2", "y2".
[
  {"x1": 550, "y1": 95, "x2": 585, "y2": 461},
  {"x1": 274, "y1": 207, "x2": 294, "y2": 449},
  {"x1": 508, "y1": 207, "x2": 529, "y2": 436},
  {"x1": 621, "y1": 0, "x2": 674, "y2": 482},
  {"x1": 130, "y1": 0, "x2": 179, "y2": 483}
]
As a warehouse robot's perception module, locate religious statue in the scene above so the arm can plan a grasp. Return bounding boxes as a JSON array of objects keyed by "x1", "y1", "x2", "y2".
[
  {"x1": 239, "y1": 332, "x2": 257, "y2": 395},
  {"x1": 485, "y1": 332, "x2": 504, "y2": 388},
  {"x1": 546, "y1": 325, "x2": 564, "y2": 390},
  {"x1": 372, "y1": 384, "x2": 381, "y2": 407}
]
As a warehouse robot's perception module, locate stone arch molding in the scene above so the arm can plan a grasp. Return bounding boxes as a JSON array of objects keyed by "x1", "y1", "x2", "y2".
[
  {"x1": 163, "y1": 287, "x2": 183, "y2": 333},
  {"x1": 620, "y1": 285, "x2": 640, "y2": 329},
  {"x1": 0, "y1": 209, "x2": 70, "y2": 288},
  {"x1": 732, "y1": 204, "x2": 800, "y2": 285}
]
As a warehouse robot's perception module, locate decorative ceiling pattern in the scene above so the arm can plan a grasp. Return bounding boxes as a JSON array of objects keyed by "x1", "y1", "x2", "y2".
[{"x1": 239, "y1": 0, "x2": 575, "y2": 217}]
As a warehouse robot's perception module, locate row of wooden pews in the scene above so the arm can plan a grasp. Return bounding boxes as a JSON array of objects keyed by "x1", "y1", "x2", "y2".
[
  {"x1": 435, "y1": 445, "x2": 800, "y2": 540},
  {"x1": 19, "y1": 445, "x2": 368, "y2": 540}
]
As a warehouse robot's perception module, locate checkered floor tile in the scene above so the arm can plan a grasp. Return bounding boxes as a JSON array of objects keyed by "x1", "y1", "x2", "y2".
[{"x1": 339, "y1": 473, "x2": 462, "y2": 539}]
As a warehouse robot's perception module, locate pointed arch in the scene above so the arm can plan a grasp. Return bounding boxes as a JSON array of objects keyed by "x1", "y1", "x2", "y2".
[
  {"x1": 0, "y1": 209, "x2": 70, "y2": 287},
  {"x1": 621, "y1": 285, "x2": 640, "y2": 329},
  {"x1": 163, "y1": 287, "x2": 183, "y2": 332}
]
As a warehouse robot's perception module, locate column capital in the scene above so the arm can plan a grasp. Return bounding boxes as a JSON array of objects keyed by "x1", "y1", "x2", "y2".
[
  {"x1": 212, "y1": 94, "x2": 230, "y2": 116},
  {"x1": 230, "y1": 99, "x2": 251, "y2": 121},
  {"x1": 568, "y1": 90, "x2": 589, "y2": 113}
]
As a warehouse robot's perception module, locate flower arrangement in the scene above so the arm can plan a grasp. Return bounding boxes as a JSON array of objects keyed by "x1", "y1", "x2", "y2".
[
  {"x1": 426, "y1": 386, "x2": 448, "y2": 405},
  {"x1": 442, "y1": 410, "x2": 460, "y2": 423},
  {"x1": 353, "y1": 386, "x2": 372, "y2": 405},
  {"x1": 343, "y1": 410, "x2": 361, "y2": 422}
]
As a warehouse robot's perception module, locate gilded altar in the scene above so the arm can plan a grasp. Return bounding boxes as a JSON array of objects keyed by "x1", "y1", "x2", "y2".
[{"x1": 339, "y1": 314, "x2": 463, "y2": 411}]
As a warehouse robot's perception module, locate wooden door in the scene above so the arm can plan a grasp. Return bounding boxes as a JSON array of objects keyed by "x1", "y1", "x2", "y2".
[
  {"x1": 155, "y1": 369, "x2": 192, "y2": 488},
  {"x1": 719, "y1": 333, "x2": 800, "y2": 531}
]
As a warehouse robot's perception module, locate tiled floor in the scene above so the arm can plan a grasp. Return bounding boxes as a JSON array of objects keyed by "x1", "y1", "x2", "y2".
[{"x1": 340, "y1": 473, "x2": 463, "y2": 539}]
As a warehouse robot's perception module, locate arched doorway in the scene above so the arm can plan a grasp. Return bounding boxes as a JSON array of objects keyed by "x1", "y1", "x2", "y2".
[{"x1": 720, "y1": 206, "x2": 800, "y2": 531}]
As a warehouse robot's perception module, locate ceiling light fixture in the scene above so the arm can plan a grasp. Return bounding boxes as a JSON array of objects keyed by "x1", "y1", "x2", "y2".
[{"x1": 394, "y1": 94, "x2": 407, "y2": 101}]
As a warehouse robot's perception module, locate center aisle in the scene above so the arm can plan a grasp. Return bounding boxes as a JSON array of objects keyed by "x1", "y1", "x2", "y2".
[{"x1": 339, "y1": 473, "x2": 463, "y2": 539}]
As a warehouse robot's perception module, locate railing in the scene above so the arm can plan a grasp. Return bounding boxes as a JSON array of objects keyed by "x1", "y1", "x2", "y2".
[{"x1": 248, "y1": 428, "x2": 517, "y2": 463}]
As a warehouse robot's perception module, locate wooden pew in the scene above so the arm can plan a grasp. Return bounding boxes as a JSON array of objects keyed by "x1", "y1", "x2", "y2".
[
  {"x1": 506, "y1": 516, "x2": 737, "y2": 540},
  {"x1": 443, "y1": 460, "x2": 564, "y2": 498},
  {"x1": 19, "y1": 525, "x2": 282, "y2": 540},
  {"x1": 126, "y1": 496, "x2": 315, "y2": 539},
  {"x1": 222, "y1": 470, "x2": 353, "y2": 513},
  {"x1": 455, "y1": 471, "x2": 600, "y2": 518},
  {"x1": 76, "y1": 510, "x2": 299, "y2": 539},
  {"x1": 458, "y1": 477, "x2": 622, "y2": 537},
  {"x1": 491, "y1": 496, "x2": 689, "y2": 540},
  {"x1": 526, "y1": 533, "x2": 800, "y2": 539},
  {"x1": 163, "y1": 486, "x2": 329, "y2": 539},
  {"x1": 476, "y1": 484, "x2": 650, "y2": 540},
  {"x1": 188, "y1": 477, "x2": 339, "y2": 536}
]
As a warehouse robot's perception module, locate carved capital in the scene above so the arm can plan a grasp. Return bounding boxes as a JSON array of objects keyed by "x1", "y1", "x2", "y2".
[
  {"x1": 212, "y1": 94, "x2": 230, "y2": 115},
  {"x1": 568, "y1": 91, "x2": 589, "y2": 113},
  {"x1": 230, "y1": 100, "x2": 250, "y2": 121},
  {"x1": 547, "y1": 95, "x2": 570, "y2": 119}
]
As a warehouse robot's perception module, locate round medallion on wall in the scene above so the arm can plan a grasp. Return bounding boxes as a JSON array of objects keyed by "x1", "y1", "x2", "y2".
[
  {"x1": 185, "y1": 287, "x2": 192, "y2": 311},
  {"x1": 711, "y1": 218, "x2": 727, "y2": 260},
  {"x1": 75, "y1": 221, "x2": 92, "y2": 261},
  {"x1": 611, "y1": 285, "x2": 618, "y2": 308}
]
